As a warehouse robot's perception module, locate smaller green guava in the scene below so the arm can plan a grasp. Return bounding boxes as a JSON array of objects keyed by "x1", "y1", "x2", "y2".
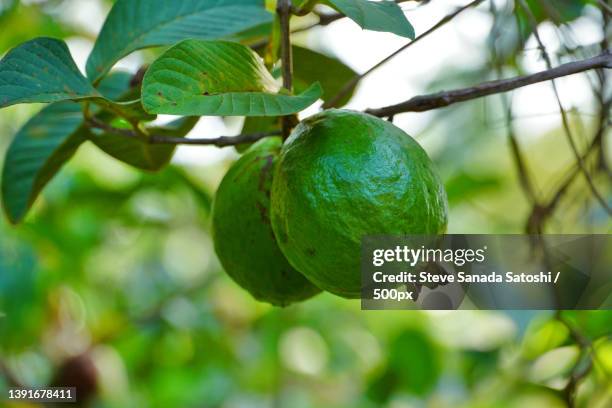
[{"x1": 212, "y1": 137, "x2": 320, "y2": 306}]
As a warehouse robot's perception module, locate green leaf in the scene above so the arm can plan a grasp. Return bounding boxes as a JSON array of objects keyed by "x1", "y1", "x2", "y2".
[
  {"x1": 445, "y1": 172, "x2": 503, "y2": 204},
  {"x1": 521, "y1": 319, "x2": 570, "y2": 360},
  {"x1": 1, "y1": 102, "x2": 86, "y2": 224},
  {"x1": 327, "y1": 0, "x2": 415, "y2": 39},
  {"x1": 88, "y1": 116, "x2": 199, "y2": 172},
  {"x1": 142, "y1": 40, "x2": 322, "y2": 116},
  {"x1": 86, "y1": 0, "x2": 273, "y2": 82},
  {"x1": 387, "y1": 328, "x2": 441, "y2": 396},
  {"x1": 0, "y1": 37, "x2": 99, "y2": 108},
  {"x1": 0, "y1": 38, "x2": 153, "y2": 123},
  {"x1": 293, "y1": 46, "x2": 357, "y2": 106}
]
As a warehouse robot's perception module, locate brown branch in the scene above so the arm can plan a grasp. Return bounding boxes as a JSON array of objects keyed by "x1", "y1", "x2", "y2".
[
  {"x1": 278, "y1": 0, "x2": 298, "y2": 138},
  {"x1": 323, "y1": 0, "x2": 485, "y2": 109},
  {"x1": 86, "y1": 117, "x2": 281, "y2": 147},
  {"x1": 516, "y1": 0, "x2": 612, "y2": 216},
  {"x1": 149, "y1": 131, "x2": 282, "y2": 147},
  {"x1": 365, "y1": 53, "x2": 612, "y2": 116},
  {"x1": 278, "y1": 0, "x2": 294, "y2": 94}
]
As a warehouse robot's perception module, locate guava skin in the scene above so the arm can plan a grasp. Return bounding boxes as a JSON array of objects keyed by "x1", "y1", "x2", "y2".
[
  {"x1": 270, "y1": 110, "x2": 448, "y2": 298},
  {"x1": 212, "y1": 137, "x2": 321, "y2": 306}
]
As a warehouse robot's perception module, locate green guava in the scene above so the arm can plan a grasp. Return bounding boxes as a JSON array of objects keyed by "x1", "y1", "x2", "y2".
[
  {"x1": 270, "y1": 110, "x2": 448, "y2": 298},
  {"x1": 212, "y1": 137, "x2": 320, "y2": 306}
]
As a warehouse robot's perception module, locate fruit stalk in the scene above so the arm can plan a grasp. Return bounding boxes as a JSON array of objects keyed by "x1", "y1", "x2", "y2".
[{"x1": 277, "y1": 0, "x2": 299, "y2": 138}]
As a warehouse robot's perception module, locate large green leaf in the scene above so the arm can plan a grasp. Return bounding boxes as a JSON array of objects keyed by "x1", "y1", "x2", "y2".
[
  {"x1": 86, "y1": 0, "x2": 273, "y2": 82},
  {"x1": 0, "y1": 37, "x2": 99, "y2": 108},
  {"x1": 0, "y1": 38, "x2": 153, "y2": 122},
  {"x1": 1, "y1": 102, "x2": 86, "y2": 224},
  {"x1": 293, "y1": 46, "x2": 358, "y2": 106},
  {"x1": 88, "y1": 116, "x2": 199, "y2": 172},
  {"x1": 142, "y1": 40, "x2": 322, "y2": 116},
  {"x1": 327, "y1": 0, "x2": 415, "y2": 39}
]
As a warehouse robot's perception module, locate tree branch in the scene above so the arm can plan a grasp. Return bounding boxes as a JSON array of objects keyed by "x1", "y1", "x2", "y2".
[
  {"x1": 365, "y1": 53, "x2": 612, "y2": 116},
  {"x1": 85, "y1": 117, "x2": 281, "y2": 147},
  {"x1": 323, "y1": 0, "x2": 484, "y2": 109},
  {"x1": 278, "y1": 0, "x2": 294, "y2": 94},
  {"x1": 149, "y1": 131, "x2": 282, "y2": 147}
]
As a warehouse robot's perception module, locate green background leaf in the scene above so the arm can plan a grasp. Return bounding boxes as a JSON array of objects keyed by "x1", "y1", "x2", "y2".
[
  {"x1": 293, "y1": 46, "x2": 358, "y2": 106},
  {"x1": 327, "y1": 0, "x2": 415, "y2": 39},
  {"x1": 0, "y1": 2, "x2": 76, "y2": 54},
  {"x1": 1, "y1": 102, "x2": 85, "y2": 223},
  {"x1": 86, "y1": 0, "x2": 273, "y2": 82},
  {"x1": 89, "y1": 116, "x2": 199, "y2": 172},
  {"x1": 142, "y1": 40, "x2": 322, "y2": 116}
]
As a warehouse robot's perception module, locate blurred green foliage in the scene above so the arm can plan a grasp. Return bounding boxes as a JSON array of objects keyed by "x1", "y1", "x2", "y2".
[{"x1": 0, "y1": 1, "x2": 610, "y2": 407}]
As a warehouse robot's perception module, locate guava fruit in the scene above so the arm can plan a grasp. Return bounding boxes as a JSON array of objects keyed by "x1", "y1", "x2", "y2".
[
  {"x1": 270, "y1": 109, "x2": 448, "y2": 298},
  {"x1": 212, "y1": 137, "x2": 320, "y2": 306}
]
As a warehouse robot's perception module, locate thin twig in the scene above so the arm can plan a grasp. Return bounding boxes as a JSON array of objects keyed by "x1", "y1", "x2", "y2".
[
  {"x1": 501, "y1": 84, "x2": 539, "y2": 204},
  {"x1": 488, "y1": 1, "x2": 539, "y2": 205},
  {"x1": 365, "y1": 53, "x2": 612, "y2": 116},
  {"x1": 597, "y1": 0, "x2": 612, "y2": 16},
  {"x1": 86, "y1": 117, "x2": 281, "y2": 147},
  {"x1": 323, "y1": 0, "x2": 485, "y2": 109},
  {"x1": 525, "y1": 120, "x2": 606, "y2": 233},
  {"x1": 86, "y1": 117, "x2": 142, "y2": 140},
  {"x1": 516, "y1": 0, "x2": 612, "y2": 216},
  {"x1": 290, "y1": 0, "x2": 318, "y2": 16}
]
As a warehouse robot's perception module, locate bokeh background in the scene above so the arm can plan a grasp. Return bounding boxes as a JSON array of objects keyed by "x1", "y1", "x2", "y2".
[{"x1": 0, "y1": 0, "x2": 610, "y2": 407}]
